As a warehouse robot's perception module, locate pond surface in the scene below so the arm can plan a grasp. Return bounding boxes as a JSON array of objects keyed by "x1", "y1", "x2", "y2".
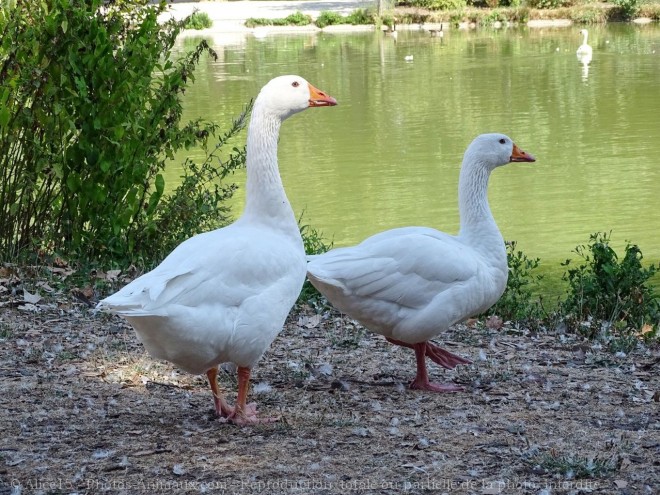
[{"x1": 172, "y1": 24, "x2": 660, "y2": 283}]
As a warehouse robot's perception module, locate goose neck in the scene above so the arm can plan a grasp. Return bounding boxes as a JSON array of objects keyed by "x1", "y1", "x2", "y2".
[
  {"x1": 242, "y1": 108, "x2": 296, "y2": 228},
  {"x1": 457, "y1": 160, "x2": 506, "y2": 269},
  {"x1": 457, "y1": 160, "x2": 498, "y2": 238}
]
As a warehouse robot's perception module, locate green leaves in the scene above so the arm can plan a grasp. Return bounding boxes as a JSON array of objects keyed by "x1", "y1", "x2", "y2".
[
  {"x1": 0, "y1": 0, "x2": 245, "y2": 265},
  {"x1": 561, "y1": 232, "x2": 660, "y2": 338},
  {"x1": 485, "y1": 240, "x2": 544, "y2": 323}
]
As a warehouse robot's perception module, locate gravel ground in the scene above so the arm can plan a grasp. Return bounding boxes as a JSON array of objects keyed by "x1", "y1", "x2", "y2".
[{"x1": 0, "y1": 267, "x2": 658, "y2": 494}]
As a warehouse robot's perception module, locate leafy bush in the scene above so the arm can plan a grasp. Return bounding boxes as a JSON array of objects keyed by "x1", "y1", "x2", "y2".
[
  {"x1": 245, "y1": 17, "x2": 271, "y2": 27},
  {"x1": 0, "y1": 0, "x2": 240, "y2": 265},
  {"x1": 560, "y1": 232, "x2": 660, "y2": 339},
  {"x1": 346, "y1": 8, "x2": 375, "y2": 25},
  {"x1": 396, "y1": 0, "x2": 467, "y2": 10},
  {"x1": 183, "y1": 11, "x2": 213, "y2": 30},
  {"x1": 246, "y1": 11, "x2": 311, "y2": 27},
  {"x1": 315, "y1": 11, "x2": 345, "y2": 28},
  {"x1": 486, "y1": 241, "x2": 544, "y2": 322},
  {"x1": 611, "y1": 0, "x2": 641, "y2": 20},
  {"x1": 478, "y1": 8, "x2": 509, "y2": 25},
  {"x1": 525, "y1": 0, "x2": 574, "y2": 9},
  {"x1": 284, "y1": 11, "x2": 313, "y2": 26}
]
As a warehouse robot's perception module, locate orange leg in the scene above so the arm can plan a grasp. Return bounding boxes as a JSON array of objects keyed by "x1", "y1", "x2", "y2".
[
  {"x1": 226, "y1": 366, "x2": 279, "y2": 426},
  {"x1": 206, "y1": 367, "x2": 234, "y2": 417}
]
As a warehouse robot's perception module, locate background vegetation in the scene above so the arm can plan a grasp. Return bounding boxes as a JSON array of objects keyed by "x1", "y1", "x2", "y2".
[
  {"x1": 0, "y1": 0, "x2": 243, "y2": 266},
  {"x1": 244, "y1": 0, "x2": 660, "y2": 27}
]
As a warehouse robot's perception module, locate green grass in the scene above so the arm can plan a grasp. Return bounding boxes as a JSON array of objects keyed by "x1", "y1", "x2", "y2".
[{"x1": 531, "y1": 451, "x2": 619, "y2": 478}]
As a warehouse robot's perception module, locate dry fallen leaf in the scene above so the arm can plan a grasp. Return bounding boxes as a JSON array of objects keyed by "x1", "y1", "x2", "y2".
[
  {"x1": 23, "y1": 289, "x2": 42, "y2": 304},
  {"x1": 486, "y1": 315, "x2": 503, "y2": 330},
  {"x1": 36, "y1": 281, "x2": 54, "y2": 292},
  {"x1": 0, "y1": 266, "x2": 16, "y2": 278},
  {"x1": 298, "y1": 314, "x2": 321, "y2": 329},
  {"x1": 638, "y1": 324, "x2": 653, "y2": 337}
]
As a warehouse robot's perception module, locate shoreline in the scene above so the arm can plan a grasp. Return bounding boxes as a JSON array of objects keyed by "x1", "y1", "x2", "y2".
[{"x1": 159, "y1": 1, "x2": 657, "y2": 37}]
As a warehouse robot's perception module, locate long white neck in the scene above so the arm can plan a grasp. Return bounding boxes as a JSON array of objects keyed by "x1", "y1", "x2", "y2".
[
  {"x1": 241, "y1": 101, "x2": 298, "y2": 234},
  {"x1": 582, "y1": 31, "x2": 588, "y2": 45},
  {"x1": 457, "y1": 157, "x2": 505, "y2": 260}
]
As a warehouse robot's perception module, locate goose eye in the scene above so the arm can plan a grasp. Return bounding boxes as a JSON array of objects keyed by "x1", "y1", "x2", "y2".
[
  {"x1": 292, "y1": 81, "x2": 300, "y2": 88},
  {"x1": 499, "y1": 138, "x2": 506, "y2": 144}
]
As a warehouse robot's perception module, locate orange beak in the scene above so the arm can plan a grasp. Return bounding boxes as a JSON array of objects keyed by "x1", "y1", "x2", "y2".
[
  {"x1": 510, "y1": 144, "x2": 536, "y2": 163},
  {"x1": 308, "y1": 83, "x2": 337, "y2": 107}
]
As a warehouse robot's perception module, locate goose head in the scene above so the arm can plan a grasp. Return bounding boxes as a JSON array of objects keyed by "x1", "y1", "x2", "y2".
[
  {"x1": 256, "y1": 75, "x2": 337, "y2": 121},
  {"x1": 464, "y1": 133, "x2": 536, "y2": 171}
]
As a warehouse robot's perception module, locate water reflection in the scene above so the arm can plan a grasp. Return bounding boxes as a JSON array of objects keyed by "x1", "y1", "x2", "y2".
[{"x1": 172, "y1": 24, "x2": 660, "y2": 277}]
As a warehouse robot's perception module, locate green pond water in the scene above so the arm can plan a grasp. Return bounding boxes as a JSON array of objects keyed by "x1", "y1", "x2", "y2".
[{"x1": 171, "y1": 24, "x2": 660, "y2": 290}]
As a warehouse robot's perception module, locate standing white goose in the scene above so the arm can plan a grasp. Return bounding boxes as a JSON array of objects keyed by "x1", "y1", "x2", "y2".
[
  {"x1": 307, "y1": 134, "x2": 535, "y2": 392},
  {"x1": 576, "y1": 29, "x2": 593, "y2": 65},
  {"x1": 97, "y1": 75, "x2": 337, "y2": 425}
]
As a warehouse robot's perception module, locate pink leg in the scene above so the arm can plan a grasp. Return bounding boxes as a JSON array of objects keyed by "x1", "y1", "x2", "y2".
[
  {"x1": 425, "y1": 341, "x2": 472, "y2": 369},
  {"x1": 206, "y1": 367, "x2": 234, "y2": 417},
  {"x1": 386, "y1": 337, "x2": 471, "y2": 370},
  {"x1": 409, "y1": 343, "x2": 464, "y2": 393},
  {"x1": 226, "y1": 367, "x2": 279, "y2": 426}
]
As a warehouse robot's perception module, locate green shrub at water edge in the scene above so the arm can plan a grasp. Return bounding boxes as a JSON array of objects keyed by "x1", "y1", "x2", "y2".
[
  {"x1": 183, "y1": 11, "x2": 213, "y2": 29},
  {"x1": 284, "y1": 11, "x2": 313, "y2": 26},
  {"x1": 560, "y1": 232, "x2": 660, "y2": 342},
  {"x1": 0, "y1": 0, "x2": 244, "y2": 266},
  {"x1": 486, "y1": 241, "x2": 544, "y2": 322},
  {"x1": 183, "y1": 11, "x2": 213, "y2": 30},
  {"x1": 315, "y1": 11, "x2": 345, "y2": 28},
  {"x1": 346, "y1": 8, "x2": 376, "y2": 25},
  {"x1": 396, "y1": 0, "x2": 468, "y2": 10},
  {"x1": 611, "y1": 0, "x2": 641, "y2": 20},
  {"x1": 246, "y1": 11, "x2": 312, "y2": 28}
]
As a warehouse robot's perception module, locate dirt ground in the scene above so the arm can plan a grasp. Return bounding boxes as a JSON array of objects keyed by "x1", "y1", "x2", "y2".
[{"x1": 0, "y1": 273, "x2": 658, "y2": 495}]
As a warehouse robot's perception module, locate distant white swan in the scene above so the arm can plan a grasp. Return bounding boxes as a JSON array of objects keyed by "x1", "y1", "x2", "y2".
[{"x1": 576, "y1": 29, "x2": 593, "y2": 65}]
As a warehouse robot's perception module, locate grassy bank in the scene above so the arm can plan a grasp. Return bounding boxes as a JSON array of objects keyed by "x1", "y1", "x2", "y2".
[{"x1": 243, "y1": 0, "x2": 660, "y2": 28}]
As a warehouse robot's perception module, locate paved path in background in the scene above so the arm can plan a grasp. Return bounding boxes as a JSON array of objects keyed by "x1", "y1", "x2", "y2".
[{"x1": 162, "y1": 0, "x2": 373, "y2": 32}]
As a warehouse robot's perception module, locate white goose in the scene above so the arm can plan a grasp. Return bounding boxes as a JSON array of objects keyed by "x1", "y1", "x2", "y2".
[
  {"x1": 307, "y1": 134, "x2": 535, "y2": 392},
  {"x1": 576, "y1": 29, "x2": 593, "y2": 65},
  {"x1": 97, "y1": 75, "x2": 337, "y2": 425}
]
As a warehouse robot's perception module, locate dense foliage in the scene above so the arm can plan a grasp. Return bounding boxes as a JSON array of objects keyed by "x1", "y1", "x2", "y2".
[
  {"x1": 611, "y1": 0, "x2": 641, "y2": 19},
  {"x1": 0, "y1": 0, "x2": 243, "y2": 265},
  {"x1": 245, "y1": 11, "x2": 312, "y2": 28},
  {"x1": 183, "y1": 11, "x2": 213, "y2": 30},
  {"x1": 486, "y1": 241, "x2": 544, "y2": 322},
  {"x1": 561, "y1": 232, "x2": 659, "y2": 339},
  {"x1": 396, "y1": 0, "x2": 468, "y2": 10}
]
